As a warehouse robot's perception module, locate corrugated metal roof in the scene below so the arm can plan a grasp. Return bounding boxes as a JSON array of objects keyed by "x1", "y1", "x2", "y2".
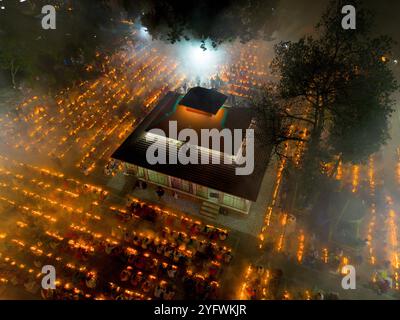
[
  {"x1": 179, "y1": 86, "x2": 227, "y2": 114},
  {"x1": 111, "y1": 91, "x2": 271, "y2": 201}
]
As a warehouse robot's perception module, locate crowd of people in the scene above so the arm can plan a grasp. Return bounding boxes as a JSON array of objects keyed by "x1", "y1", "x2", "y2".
[
  {"x1": 111, "y1": 198, "x2": 232, "y2": 299},
  {"x1": 0, "y1": 167, "x2": 233, "y2": 300},
  {"x1": 240, "y1": 265, "x2": 340, "y2": 300}
]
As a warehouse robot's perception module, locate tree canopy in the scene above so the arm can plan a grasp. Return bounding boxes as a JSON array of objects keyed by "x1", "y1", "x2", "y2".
[
  {"x1": 256, "y1": 0, "x2": 398, "y2": 166},
  {"x1": 122, "y1": 0, "x2": 279, "y2": 48},
  {"x1": 0, "y1": 0, "x2": 128, "y2": 89}
]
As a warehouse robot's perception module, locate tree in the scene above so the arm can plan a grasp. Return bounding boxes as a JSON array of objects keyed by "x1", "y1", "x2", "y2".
[
  {"x1": 253, "y1": 0, "x2": 398, "y2": 212},
  {"x1": 261, "y1": 0, "x2": 397, "y2": 166},
  {"x1": 252, "y1": 84, "x2": 310, "y2": 159},
  {"x1": 0, "y1": 0, "x2": 129, "y2": 89},
  {"x1": 328, "y1": 52, "x2": 396, "y2": 163},
  {"x1": 122, "y1": 0, "x2": 279, "y2": 48},
  {"x1": 0, "y1": 1, "x2": 41, "y2": 88}
]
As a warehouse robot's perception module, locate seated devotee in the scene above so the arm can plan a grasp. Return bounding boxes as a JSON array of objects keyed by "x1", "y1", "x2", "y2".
[
  {"x1": 163, "y1": 286, "x2": 175, "y2": 300},
  {"x1": 130, "y1": 272, "x2": 144, "y2": 288},
  {"x1": 154, "y1": 283, "x2": 165, "y2": 299},
  {"x1": 120, "y1": 267, "x2": 132, "y2": 282},
  {"x1": 85, "y1": 273, "x2": 97, "y2": 289}
]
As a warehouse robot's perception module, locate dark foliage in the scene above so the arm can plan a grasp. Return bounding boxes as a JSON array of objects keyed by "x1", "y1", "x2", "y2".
[{"x1": 122, "y1": 0, "x2": 279, "y2": 48}]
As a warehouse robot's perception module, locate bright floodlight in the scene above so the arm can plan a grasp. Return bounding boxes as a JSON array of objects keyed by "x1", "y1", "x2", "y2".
[
  {"x1": 177, "y1": 43, "x2": 225, "y2": 79},
  {"x1": 139, "y1": 26, "x2": 150, "y2": 40},
  {"x1": 189, "y1": 46, "x2": 214, "y2": 67}
]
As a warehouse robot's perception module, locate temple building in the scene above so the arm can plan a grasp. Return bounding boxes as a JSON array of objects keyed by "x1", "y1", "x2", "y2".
[{"x1": 111, "y1": 87, "x2": 270, "y2": 216}]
